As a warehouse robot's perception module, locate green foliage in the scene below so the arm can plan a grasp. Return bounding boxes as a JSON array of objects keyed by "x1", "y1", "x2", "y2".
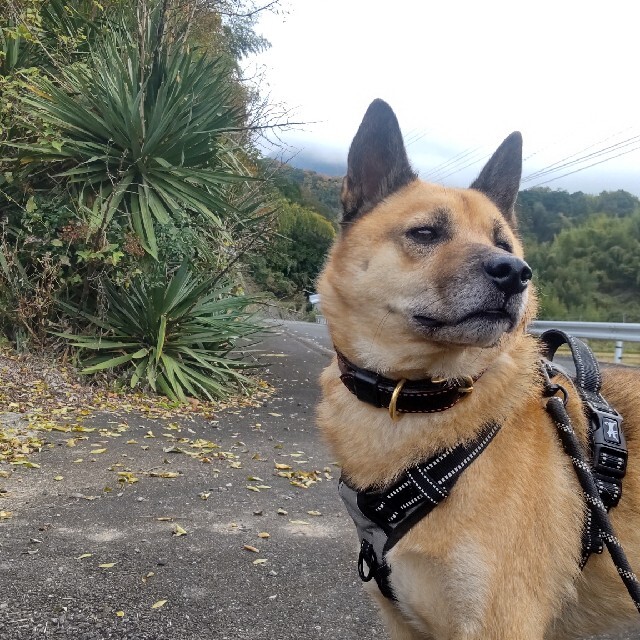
[
  {"x1": 12, "y1": 2, "x2": 252, "y2": 259},
  {"x1": 59, "y1": 264, "x2": 263, "y2": 401},
  {"x1": 526, "y1": 212, "x2": 640, "y2": 321},
  {"x1": 264, "y1": 160, "x2": 342, "y2": 223},
  {"x1": 248, "y1": 199, "x2": 335, "y2": 297}
]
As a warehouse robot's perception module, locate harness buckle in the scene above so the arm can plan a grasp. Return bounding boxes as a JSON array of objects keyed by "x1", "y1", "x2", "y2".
[
  {"x1": 588, "y1": 403, "x2": 627, "y2": 480},
  {"x1": 358, "y1": 539, "x2": 376, "y2": 582}
]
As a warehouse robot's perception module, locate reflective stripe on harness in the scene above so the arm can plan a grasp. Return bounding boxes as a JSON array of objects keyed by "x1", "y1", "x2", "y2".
[
  {"x1": 339, "y1": 421, "x2": 501, "y2": 600},
  {"x1": 540, "y1": 329, "x2": 628, "y2": 567}
]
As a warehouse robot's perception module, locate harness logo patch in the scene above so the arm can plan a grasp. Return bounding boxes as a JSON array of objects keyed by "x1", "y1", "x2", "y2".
[{"x1": 604, "y1": 418, "x2": 621, "y2": 444}]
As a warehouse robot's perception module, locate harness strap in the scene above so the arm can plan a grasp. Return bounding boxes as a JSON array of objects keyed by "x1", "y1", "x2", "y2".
[
  {"x1": 539, "y1": 330, "x2": 628, "y2": 565},
  {"x1": 545, "y1": 396, "x2": 640, "y2": 612},
  {"x1": 339, "y1": 421, "x2": 500, "y2": 600}
]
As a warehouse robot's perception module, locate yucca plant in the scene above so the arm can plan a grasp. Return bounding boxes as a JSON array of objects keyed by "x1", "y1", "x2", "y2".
[
  {"x1": 14, "y1": 0, "x2": 252, "y2": 258},
  {"x1": 58, "y1": 264, "x2": 264, "y2": 401}
]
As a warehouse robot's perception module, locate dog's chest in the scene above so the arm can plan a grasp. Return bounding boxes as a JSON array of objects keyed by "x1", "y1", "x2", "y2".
[{"x1": 385, "y1": 539, "x2": 491, "y2": 636}]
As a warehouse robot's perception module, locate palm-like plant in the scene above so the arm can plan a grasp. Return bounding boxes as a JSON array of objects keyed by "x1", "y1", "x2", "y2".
[
  {"x1": 15, "y1": 1, "x2": 251, "y2": 258},
  {"x1": 59, "y1": 264, "x2": 264, "y2": 401}
]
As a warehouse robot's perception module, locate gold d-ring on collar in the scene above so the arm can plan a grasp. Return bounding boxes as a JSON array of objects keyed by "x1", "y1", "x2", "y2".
[
  {"x1": 389, "y1": 378, "x2": 407, "y2": 421},
  {"x1": 458, "y1": 375, "x2": 474, "y2": 394}
]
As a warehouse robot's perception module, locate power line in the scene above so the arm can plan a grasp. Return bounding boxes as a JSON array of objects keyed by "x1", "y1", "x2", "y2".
[
  {"x1": 527, "y1": 144, "x2": 640, "y2": 188},
  {"x1": 422, "y1": 146, "x2": 484, "y2": 181},
  {"x1": 522, "y1": 134, "x2": 640, "y2": 183}
]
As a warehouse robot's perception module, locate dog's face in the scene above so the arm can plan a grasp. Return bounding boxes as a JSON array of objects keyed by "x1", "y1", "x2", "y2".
[{"x1": 318, "y1": 100, "x2": 536, "y2": 377}]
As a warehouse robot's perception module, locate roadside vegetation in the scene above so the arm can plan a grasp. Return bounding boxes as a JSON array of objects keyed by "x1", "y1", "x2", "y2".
[{"x1": 0, "y1": 0, "x2": 303, "y2": 400}]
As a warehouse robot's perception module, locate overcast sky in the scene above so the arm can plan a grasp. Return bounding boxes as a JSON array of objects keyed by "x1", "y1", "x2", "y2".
[{"x1": 245, "y1": 0, "x2": 640, "y2": 195}]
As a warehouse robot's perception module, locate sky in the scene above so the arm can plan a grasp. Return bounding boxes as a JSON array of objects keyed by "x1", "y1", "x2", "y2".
[{"x1": 245, "y1": 0, "x2": 640, "y2": 195}]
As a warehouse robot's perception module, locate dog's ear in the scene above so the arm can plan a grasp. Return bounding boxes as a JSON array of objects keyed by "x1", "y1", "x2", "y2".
[
  {"x1": 341, "y1": 99, "x2": 417, "y2": 224},
  {"x1": 470, "y1": 131, "x2": 522, "y2": 226}
]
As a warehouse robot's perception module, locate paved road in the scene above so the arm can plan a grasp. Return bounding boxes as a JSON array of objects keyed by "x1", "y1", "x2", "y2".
[{"x1": 0, "y1": 321, "x2": 636, "y2": 639}]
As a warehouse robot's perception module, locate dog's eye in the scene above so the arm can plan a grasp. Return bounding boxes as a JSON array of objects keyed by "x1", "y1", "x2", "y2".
[
  {"x1": 496, "y1": 240, "x2": 512, "y2": 253},
  {"x1": 408, "y1": 227, "x2": 439, "y2": 243}
]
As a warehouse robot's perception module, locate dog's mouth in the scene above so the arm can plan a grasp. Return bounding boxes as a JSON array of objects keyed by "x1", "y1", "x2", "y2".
[{"x1": 414, "y1": 309, "x2": 514, "y2": 330}]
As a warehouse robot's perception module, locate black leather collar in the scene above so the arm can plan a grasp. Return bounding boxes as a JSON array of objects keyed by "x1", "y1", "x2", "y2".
[{"x1": 336, "y1": 351, "x2": 480, "y2": 418}]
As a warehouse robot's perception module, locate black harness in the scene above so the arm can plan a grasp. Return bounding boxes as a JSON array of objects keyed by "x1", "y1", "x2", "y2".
[{"x1": 337, "y1": 331, "x2": 630, "y2": 602}]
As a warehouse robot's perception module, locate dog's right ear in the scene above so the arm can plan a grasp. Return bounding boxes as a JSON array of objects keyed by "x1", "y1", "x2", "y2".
[{"x1": 341, "y1": 99, "x2": 417, "y2": 224}]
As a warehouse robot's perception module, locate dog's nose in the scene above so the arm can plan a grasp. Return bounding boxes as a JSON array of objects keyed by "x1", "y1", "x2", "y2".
[{"x1": 483, "y1": 254, "x2": 532, "y2": 295}]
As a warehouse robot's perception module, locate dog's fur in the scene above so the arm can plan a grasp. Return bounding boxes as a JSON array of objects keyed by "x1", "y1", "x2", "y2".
[{"x1": 316, "y1": 99, "x2": 640, "y2": 639}]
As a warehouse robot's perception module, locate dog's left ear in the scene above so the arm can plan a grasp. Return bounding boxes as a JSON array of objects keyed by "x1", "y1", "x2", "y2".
[
  {"x1": 341, "y1": 99, "x2": 417, "y2": 224},
  {"x1": 470, "y1": 131, "x2": 522, "y2": 226}
]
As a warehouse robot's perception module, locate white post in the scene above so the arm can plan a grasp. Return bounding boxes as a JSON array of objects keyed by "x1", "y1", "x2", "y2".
[{"x1": 614, "y1": 340, "x2": 623, "y2": 364}]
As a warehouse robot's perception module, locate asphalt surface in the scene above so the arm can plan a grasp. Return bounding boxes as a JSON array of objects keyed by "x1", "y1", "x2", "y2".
[{"x1": 0, "y1": 320, "x2": 637, "y2": 639}]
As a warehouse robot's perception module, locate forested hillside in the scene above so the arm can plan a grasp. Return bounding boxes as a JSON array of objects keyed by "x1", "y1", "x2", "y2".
[{"x1": 267, "y1": 161, "x2": 640, "y2": 323}]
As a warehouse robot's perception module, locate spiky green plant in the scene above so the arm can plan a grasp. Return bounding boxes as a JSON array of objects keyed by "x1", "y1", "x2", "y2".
[
  {"x1": 58, "y1": 264, "x2": 264, "y2": 401},
  {"x1": 13, "y1": 1, "x2": 252, "y2": 258}
]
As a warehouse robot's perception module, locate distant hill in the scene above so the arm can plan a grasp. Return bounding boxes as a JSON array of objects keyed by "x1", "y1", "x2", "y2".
[{"x1": 262, "y1": 160, "x2": 343, "y2": 223}]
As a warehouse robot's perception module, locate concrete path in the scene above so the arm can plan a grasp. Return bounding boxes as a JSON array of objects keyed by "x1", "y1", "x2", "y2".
[{"x1": 0, "y1": 321, "x2": 635, "y2": 639}]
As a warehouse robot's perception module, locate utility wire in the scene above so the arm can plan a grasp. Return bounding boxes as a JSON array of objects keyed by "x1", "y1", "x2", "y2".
[
  {"x1": 527, "y1": 144, "x2": 640, "y2": 188},
  {"x1": 422, "y1": 146, "x2": 484, "y2": 181},
  {"x1": 523, "y1": 134, "x2": 640, "y2": 183}
]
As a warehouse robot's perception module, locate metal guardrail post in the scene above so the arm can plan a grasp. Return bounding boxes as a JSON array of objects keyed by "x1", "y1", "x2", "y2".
[{"x1": 615, "y1": 341, "x2": 624, "y2": 364}]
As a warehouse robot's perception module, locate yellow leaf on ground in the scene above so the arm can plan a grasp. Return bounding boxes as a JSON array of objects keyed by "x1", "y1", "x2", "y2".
[
  {"x1": 289, "y1": 520, "x2": 310, "y2": 526},
  {"x1": 307, "y1": 511, "x2": 322, "y2": 516},
  {"x1": 98, "y1": 562, "x2": 117, "y2": 568},
  {"x1": 243, "y1": 544, "x2": 259, "y2": 553},
  {"x1": 75, "y1": 553, "x2": 92, "y2": 559},
  {"x1": 151, "y1": 599, "x2": 167, "y2": 609},
  {"x1": 173, "y1": 524, "x2": 187, "y2": 536},
  {"x1": 257, "y1": 532, "x2": 270, "y2": 538},
  {"x1": 90, "y1": 448, "x2": 107, "y2": 454},
  {"x1": 0, "y1": 511, "x2": 12, "y2": 519},
  {"x1": 116, "y1": 611, "x2": 125, "y2": 618},
  {"x1": 274, "y1": 463, "x2": 291, "y2": 470},
  {"x1": 246, "y1": 485, "x2": 260, "y2": 492},
  {"x1": 253, "y1": 558, "x2": 268, "y2": 565},
  {"x1": 54, "y1": 476, "x2": 63, "y2": 481}
]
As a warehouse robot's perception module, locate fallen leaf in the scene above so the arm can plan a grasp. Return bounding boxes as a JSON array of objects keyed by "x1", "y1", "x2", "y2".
[
  {"x1": 268, "y1": 413, "x2": 282, "y2": 417},
  {"x1": 199, "y1": 492, "x2": 210, "y2": 500},
  {"x1": 257, "y1": 532, "x2": 270, "y2": 538},
  {"x1": 289, "y1": 520, "x2": 310, "y2": 526},
  {"x1": 253, "y1": 558, "x2": 268, "y2": 565},
  {"x1": 274, "y1": 463, "x2": 291, "y2": 470},
  {"x1": 0, "y1": 511, "x2": 13, "y2": 519},
  {"x1": 246, "y1": 485, "x2": 260, "y2": 492},
  {"x1": 151, "y1": 599, "x2": 167, "y2": 609},
  {"x1": 307, "y1": 511, "x2": 322, "y2": 516},
  {"x1": 243, "y1": 544, "x2": 259, "y2": 553},
  {"x1": 75, "y1": 553, "x2": 92, "y2": 560},
  {"x1": 53, "y1": 475, "x2": 63, "y2": 481},
  {"x1": 98, "y1": 562, "x2": 117, "y2": 568},
  {"x1": 90, "y1": 448, "x2": 107, "y2": 454},
  {"x1": 156, "y1": 517, "x2": 173, "y2": 522},
  {"x1": 277, "y1": 508, "x2": 288, "y2": 515},
  {"x1": 148, "y1": 471, "x2": 180, "y2": 478},
  {"x1": 173, "y1": 524, "x2": 187, "y2": 537},
  {"x1": 116, "y1": 611, "x2": 125, "y2": 618}
]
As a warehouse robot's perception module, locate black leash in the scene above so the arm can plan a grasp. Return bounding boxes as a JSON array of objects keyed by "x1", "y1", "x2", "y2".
[{"x1": 545, "y1": 394, "x2": 640, "y2": 612}]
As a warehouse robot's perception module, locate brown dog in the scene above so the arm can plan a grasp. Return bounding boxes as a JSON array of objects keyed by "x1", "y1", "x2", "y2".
[{"x1": 316, "y1": 99, "x2": 640, "y2": 639}]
